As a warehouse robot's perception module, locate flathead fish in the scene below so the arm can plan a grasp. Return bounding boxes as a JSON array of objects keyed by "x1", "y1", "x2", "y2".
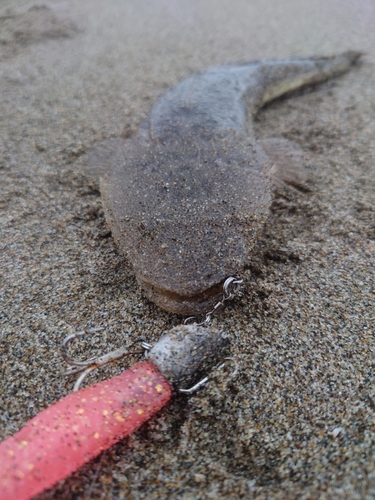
[{"x1": 99, "y1": 51, "x2": 361, "y2": 314}]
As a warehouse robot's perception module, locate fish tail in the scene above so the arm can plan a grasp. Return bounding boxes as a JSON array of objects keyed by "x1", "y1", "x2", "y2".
[{"x1": 252, "y1": 50, "x2": 362, "y2": 110}]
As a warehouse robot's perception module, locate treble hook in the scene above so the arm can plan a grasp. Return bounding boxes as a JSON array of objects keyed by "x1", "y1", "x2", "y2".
[
  {"x1": 179, "y1": 357, "x2": 239, "y2": 394},
  {"x1": 61, "y1": 327, "x2": 152, "y2": 391}
]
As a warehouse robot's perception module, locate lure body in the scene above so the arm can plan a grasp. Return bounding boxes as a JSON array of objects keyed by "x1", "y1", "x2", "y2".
[
  {"x1": 99, "y1": 52, "x2": 361, "y2": 314},
  {"x1": 0, "y1": 361, "x2": 172, "y2": 500},
  {"x1": 0, "y1": 324, "x2": 226, "y2": 500}
]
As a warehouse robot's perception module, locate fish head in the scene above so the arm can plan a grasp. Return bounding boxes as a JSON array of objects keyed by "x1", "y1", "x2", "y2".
[{"x1": 100, "y1": 133, "x2": 271, "y2": 314}]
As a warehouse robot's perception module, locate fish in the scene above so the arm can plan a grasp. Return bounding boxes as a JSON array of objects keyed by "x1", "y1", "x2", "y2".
[{"x1": 98, "y1": 51, "x2": 361, "y2": 314}]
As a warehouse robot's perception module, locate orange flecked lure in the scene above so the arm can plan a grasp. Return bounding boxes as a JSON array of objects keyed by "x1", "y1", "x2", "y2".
[
  {"x1": 0, "y1": 324, "x2": 228, "y2": 500},
  {"x1": 0, "y1": 361, "x2": 171, "y2": 500}
]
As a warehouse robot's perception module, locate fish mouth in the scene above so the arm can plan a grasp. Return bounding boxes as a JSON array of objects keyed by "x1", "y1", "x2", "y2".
[{"x1": 137, "y1": 278, "x2": 226, "y2": 315}]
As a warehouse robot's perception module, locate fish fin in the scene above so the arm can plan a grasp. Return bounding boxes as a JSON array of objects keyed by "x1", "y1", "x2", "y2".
[
  {"x1": 85, "y1": 138, "x2": 126, "y2": 178},
  {"x1": 259, "y1": 138, "x2": 312, "y2": 192},
  {"x1": 255, "y1": 51, "x2": 363, "y2": 110}
]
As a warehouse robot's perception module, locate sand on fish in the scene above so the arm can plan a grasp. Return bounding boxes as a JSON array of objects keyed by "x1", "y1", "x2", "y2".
[{"x1": 0, "y1": 0, "x2": 374, "y2": 499}]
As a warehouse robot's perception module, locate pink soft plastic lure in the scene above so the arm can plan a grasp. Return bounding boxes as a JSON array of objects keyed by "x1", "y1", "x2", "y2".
[
  {"x1": 0, "y1": 361, "x2": 171, "y2": 500},
  {"x1": 0, "y1": 324, "x2": 227, "y2": 500}
]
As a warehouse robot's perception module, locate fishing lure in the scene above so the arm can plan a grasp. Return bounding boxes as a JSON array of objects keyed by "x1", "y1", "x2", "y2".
[{"x1": 0, "y1": 279, "x2": 240, "y2": 500}]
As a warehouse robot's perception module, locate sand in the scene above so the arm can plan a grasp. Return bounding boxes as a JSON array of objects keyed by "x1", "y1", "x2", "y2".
[{"x1": 0, "y1": 0, "x2": 374, "y2": 498}]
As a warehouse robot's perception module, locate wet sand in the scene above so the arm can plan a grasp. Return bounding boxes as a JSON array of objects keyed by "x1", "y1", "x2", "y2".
[{"x1": 0, "y1": 0, "x2": 374, "y2": 498}]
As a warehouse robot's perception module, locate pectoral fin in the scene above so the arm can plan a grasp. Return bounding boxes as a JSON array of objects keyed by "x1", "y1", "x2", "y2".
[
  {"x1": 85, "y1": 138, "x2": 126, "y2": 179},
  {"x1": 259, "y1": 138, "x2": 312, "y2": 192}
]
